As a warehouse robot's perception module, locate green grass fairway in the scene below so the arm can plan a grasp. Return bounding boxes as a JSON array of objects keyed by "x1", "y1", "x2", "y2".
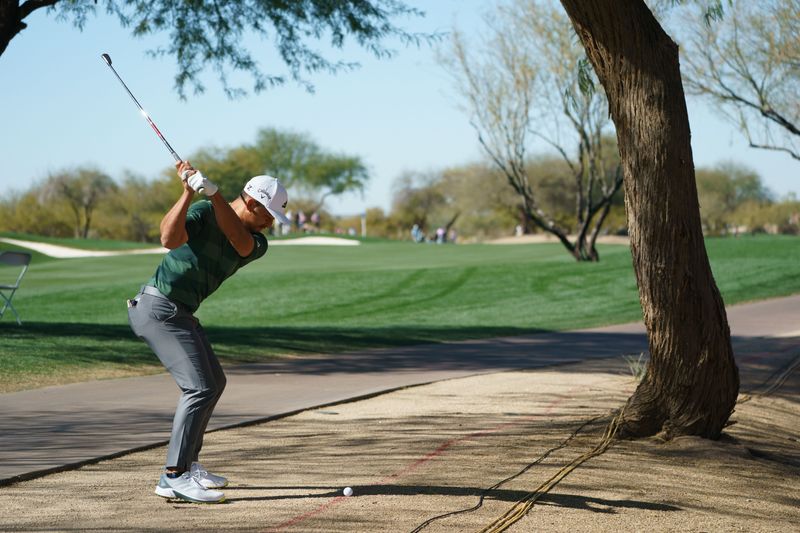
[{"x1": 1, "y1": 235, "x2": 799, "y2": 392}]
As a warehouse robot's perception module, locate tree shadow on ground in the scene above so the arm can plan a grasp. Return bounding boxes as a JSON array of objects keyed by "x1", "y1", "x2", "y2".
[
  {"x1": 3, "y1": 322, "x2": 797, "y2": 383},
  {"x1": 0, "y1": 321, "x2": 655, "y2": 376},
  {"x1": 223, "y1": 484, "x2": 682, "y2": 513}
]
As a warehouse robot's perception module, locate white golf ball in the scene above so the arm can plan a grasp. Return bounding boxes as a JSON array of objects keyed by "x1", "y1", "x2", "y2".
[{"x1": 343, "y1": 486, "x2": 353, "y2": 497}]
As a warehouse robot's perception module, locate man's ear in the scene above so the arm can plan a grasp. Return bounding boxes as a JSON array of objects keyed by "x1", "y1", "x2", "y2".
[{"x1": 244, "y1": 197, "x2": 258, "y2": 212}]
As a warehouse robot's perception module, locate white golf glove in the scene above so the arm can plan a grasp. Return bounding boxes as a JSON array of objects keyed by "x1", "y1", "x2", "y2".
[{"x1": 185, "y1": 171, "x2": 218, "y2": 196}]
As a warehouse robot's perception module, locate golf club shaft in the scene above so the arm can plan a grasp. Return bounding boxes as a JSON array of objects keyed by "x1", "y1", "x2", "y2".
[
  {"x1": 101, "y1": 54, "x2": 181, "y2": 163},
  {"x1": 101, "y1": 54, "x2": 203, "y2": 192}
]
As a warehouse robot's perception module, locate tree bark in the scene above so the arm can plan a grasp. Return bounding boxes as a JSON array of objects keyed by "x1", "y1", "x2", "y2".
[
  {"x1": 0, "y1": 1, "x2": 58, "y2": 56},
  {"x1": 0, "y1": 1, "x2": 23, "y2": 56},
  {"x1": 559, "y1": 0, "x2": 739, "y2": 439}
]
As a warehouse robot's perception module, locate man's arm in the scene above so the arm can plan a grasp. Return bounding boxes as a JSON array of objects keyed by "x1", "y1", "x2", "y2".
[
  {"x1": 159, "y1": 162, "x2": 196, "y2": 249},
  {"x1": 209, "y1": 194, "x2": 255, "y2": 257},
  {"x1": 177, "y1": 160, "x2": 255, "y2": 257}
]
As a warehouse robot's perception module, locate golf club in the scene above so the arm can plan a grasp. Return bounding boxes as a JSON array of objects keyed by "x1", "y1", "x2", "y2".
[{"x1": 100, "y1": 53, "x2": 201, "y2": 191}]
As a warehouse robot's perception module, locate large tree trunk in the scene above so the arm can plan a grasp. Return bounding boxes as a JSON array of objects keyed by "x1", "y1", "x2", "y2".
[
  {"x1": 0, "y1": 0, "x2": 55, "y2": 57},
  {"x1": 0, "y1": 1, "x2": 23, "y2": 56},
  {"x1": 559, "y1": 0, "x2": 739, "y2": 439}
]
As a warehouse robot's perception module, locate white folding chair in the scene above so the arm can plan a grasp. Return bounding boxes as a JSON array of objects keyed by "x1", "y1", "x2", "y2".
[{"x1": 0, "y1": 251, "x2": 32, "y2": 325}]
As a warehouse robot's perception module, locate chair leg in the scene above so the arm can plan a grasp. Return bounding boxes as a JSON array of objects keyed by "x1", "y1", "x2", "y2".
[{"x1": 0, "y1": 291, "x2": 21, "y2": 325}]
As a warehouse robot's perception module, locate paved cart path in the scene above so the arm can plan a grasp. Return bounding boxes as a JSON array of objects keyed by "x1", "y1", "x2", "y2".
[{"x1": 1, "y1": 294, "x2": 798, "y2": 485}]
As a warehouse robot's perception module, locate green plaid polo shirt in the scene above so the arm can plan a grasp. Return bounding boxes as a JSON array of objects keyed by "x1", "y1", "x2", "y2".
[{"x1": 148, "y1": 200, "x2": 268, "y2": 312}]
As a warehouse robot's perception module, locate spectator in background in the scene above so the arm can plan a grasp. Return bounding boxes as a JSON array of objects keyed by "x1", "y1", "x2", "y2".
[
  {"x1": 311, "y1": 211, "x2": 320, "y2": 232},
  {"x1": 283, "y1": 209, "x2": 293, "y2": 236},
  {"x1": 298, "y1": 210, "x2": 307, "y2": 233},
  {"x1": 448, "y1": 228, "x2": 457, "y2": 244},
  {"x1": 436, "y1": 227, "x2": 446, "y2": 244},
  {"x1": 411, "y1": 223, "x2": 423, "y2": 243}
]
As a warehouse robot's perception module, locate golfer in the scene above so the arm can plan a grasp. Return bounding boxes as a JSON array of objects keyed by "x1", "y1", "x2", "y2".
[{"x1": 127, "y1": 161, "x2": 289, "y2": 503}]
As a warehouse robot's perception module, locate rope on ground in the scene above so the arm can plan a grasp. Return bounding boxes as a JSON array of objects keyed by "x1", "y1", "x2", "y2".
[
  {"x1": 408, "y1": 414, "x2": 606, "y2": 533},
  {"x1": 469, "y1": 350, "x2": 799, "y2": 532},
  {"x1": 477, "y1": 408, "x2": 625, "y2": 533},
  {"x1": 738, "y1": 351, "x2": 800, "y2": 404}
]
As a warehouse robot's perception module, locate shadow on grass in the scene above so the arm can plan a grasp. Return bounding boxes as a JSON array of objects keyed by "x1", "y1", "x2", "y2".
[
  {"x1": 3, "y1": 322, "x2": 796, "y2": 379},
  {"x1": 0, "y1": 322, "x2": 653, "y2": 375},
  {"x1": 0, "y1": 321, "x2": 546, "y2": 366}
]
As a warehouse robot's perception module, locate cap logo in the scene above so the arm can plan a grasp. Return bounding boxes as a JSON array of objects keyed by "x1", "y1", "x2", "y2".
[
  {"x1": 282, "y1": 200, "x2": 287, "y2": 208},
  {"x1": 256, "y1": 187, "x2": 272, "y2": 202}
]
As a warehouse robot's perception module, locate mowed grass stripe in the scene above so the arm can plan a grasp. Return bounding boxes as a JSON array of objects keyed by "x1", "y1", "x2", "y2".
[
  {"x1": 280, "y1": 268, "x2": 431, "y2": 320},
  {"x1": 1, "y1": 235, "x2": 799, "y2": 392}
]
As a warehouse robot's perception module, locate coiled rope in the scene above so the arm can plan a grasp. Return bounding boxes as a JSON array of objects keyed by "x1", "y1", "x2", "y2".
[
  {"x1": 478, "y1": 350, "x2": 800, "y2": 532},
  {"x1": 477, "y1": 408, "x2": 625, "y2": 533},
  {"x1": 409, "y1": 414, "x2": 605, "y2": 533}
]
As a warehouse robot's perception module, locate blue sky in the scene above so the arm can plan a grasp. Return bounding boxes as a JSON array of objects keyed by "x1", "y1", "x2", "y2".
[{"x1": 1, "y1": 1, "x2": 796, "y2": 216}]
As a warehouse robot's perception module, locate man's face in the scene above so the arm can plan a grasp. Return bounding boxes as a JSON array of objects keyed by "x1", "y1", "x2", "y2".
[{"x1": 245, "y1": 200, "x2": 275, "y2": 233}]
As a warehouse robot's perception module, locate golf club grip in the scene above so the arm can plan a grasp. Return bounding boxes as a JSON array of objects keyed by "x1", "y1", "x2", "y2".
[{"x1": 181, "y1": 170, "x2": 205, "y2": 195}]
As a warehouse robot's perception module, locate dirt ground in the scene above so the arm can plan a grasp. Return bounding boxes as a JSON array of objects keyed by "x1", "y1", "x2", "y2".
[{"x1": 1, "y1": 355, "x2": 798, "y2": 532}]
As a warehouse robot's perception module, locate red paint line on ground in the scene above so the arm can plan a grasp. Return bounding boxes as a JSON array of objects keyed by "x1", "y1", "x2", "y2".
[
  {"x1": 266, "y1": 496, "x2": 347, "y2": 531},
  {"x1": 376, "y1": 419, "x2": 529, "y2": 484},
  {"x1": 264, "y1": 390, "x2": 578, "y2": 531},
  {"x1": 269, "y1": 333, "x2": 798, "y2": 533}
]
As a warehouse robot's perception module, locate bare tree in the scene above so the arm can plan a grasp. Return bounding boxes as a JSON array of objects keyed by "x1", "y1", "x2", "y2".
[
  {"x1": 443, "y1": 0, "x2": 623, "y2": 261},
  {"x1": 678, "y1": 0, "x2": 800, "y2": 161},
  {"x1": 390, "y1": 171, "x2": 449, "y2": 236},
  {"x1": 559, "y1": 0, "x2": 739, "y2": 439},
  {"x1": 46, "y1": 168, "x2": 116, "y2": 238}
]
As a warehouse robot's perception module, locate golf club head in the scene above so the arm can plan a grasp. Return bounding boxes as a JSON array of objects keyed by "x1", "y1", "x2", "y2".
[{"x1": 101, "y1": 53, "x2": 112, "y2": 66}]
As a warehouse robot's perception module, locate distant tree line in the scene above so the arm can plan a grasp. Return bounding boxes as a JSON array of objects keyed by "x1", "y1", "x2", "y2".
[
  {"x1": 0, "y1": 127, "x2": 367, "y2": 242},
  {"x1": 374, "y1": 159, "x2": 798, "y2": 242},
  {"x1": 3, "y1": 127, "x2": 794, "y2": 242},
  {"x1": 0, "y1": 138, "x2": 793, "y2": 243}
]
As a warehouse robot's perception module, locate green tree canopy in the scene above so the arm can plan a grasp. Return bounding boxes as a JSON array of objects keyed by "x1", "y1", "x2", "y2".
[
  {"x1": 696, "y1": 162, "x2": 773, "y2": 234},
  {"x1": 93, "y1": 171, "x2": 181, "y2": 242},
  {"x1": 189, "y1": 128, "x2": 369, "y2": 208},
  {"x1": 1, "y1": 0, "x2": 429, "y2": 98}
]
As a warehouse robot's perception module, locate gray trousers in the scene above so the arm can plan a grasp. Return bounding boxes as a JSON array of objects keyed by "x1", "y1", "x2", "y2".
[{"x1": 127, "y1": 286, "x2": 226, "y2": 471}]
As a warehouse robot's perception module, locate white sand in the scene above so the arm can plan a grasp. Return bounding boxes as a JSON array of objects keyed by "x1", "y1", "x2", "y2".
[{"x1": 1, "y1": 235, "x2": 359, "y2": 258}]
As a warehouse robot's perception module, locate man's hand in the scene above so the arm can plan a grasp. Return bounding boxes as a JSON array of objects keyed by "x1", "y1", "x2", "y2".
[
  {"x1": 186, "y1": 171, "x2": 219, "y2": 197},
  {"x1": 175, "y1": 161, "x2": 218, "y2": 196}
]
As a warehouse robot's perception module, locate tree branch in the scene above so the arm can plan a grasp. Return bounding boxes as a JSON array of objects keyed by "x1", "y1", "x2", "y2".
[
  {"x1": 19, "y1": 0, "x2": 59, "y2": 20},
  {"x1": 747, "y1": 141, "x2": 800, "y2": 161}
]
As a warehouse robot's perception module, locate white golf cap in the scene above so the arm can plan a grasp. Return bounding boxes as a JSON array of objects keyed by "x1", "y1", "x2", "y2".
[{"x1": 244, "y1": 175, "x2": 290, "y2": 225}]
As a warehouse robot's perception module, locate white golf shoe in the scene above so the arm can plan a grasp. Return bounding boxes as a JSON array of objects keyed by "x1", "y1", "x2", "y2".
[
  {"x1": 154, "y1": 471, "x2": 225, "y2": 503},
  {"x1": 191, "y1": 462, "x2": 229, "y2": 489}
]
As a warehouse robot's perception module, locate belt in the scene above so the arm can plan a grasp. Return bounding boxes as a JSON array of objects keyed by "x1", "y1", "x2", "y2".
[
  {"x1": 140, "y1": 285, "x2": 167, "y2": 299},
  {"x1": 139, "y1": 285, "x2": 193, "y2": 314}
]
